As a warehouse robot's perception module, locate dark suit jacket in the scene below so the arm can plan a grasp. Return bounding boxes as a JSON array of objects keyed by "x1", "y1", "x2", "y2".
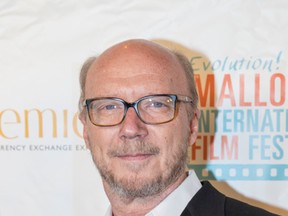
[{"x1": 180, "y1": 181, "x2": 278, "y2": 216}]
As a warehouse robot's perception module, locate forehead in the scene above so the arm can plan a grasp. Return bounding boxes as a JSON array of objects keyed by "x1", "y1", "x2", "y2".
[{"x1": 85, "y1": 41, "x2": 189, "y2": 99}]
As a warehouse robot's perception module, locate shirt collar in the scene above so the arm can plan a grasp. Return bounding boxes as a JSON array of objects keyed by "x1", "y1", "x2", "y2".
[
  {"x1": 105, "y1": 170, "x2": 202, "y2": 216},
  {"x1": 146, "y1": 170, "x2": 201, "y2": 216}
]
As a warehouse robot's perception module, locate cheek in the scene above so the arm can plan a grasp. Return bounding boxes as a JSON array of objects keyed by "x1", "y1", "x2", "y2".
[
  {"x1": 158, "y1": 121, "x2": 189, "y2": 154},
  {"x1": 86, "y1": 127, "x2": 112, "y2": 158}
]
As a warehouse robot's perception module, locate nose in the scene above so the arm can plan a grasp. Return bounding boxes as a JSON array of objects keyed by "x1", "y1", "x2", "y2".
[{"x1": 119, "y1": 107, "x2": 148, "y2": 140}]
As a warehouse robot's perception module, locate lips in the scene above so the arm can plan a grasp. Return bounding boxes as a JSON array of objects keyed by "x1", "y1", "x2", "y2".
[
  {"x1": 117, "y1": 153, "x2": 154, "y2": 161},
  {"x1": 107, "y1": 142, "x2": 161, "y2": 160}
]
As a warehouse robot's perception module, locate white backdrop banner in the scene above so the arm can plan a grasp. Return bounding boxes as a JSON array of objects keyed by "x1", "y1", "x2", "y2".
[{"x1": 0, "y1": 0, "x2": 287, "y2": 215}]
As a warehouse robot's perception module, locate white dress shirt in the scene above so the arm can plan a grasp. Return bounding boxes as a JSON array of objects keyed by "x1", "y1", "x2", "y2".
[{"x1": 105, "y1": 170, "x2": 202, "y2": 216}]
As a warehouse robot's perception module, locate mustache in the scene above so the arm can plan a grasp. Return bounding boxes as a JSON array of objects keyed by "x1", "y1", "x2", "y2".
[{"x1": 107, "y1": 141, "x2": 160, "y2": 157}]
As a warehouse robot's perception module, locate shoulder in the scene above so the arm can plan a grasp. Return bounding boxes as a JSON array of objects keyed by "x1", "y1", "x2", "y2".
[
  {"x1": 182, "y1": 181, "x2": 278, "y2": 216},
  {"x1": 225, "y1": 196, "x2": 278, "y2": 216}
]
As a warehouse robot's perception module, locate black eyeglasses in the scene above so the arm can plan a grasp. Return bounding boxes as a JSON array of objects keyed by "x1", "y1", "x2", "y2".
[{"x1": 83, "y1": 94, "x2": 193, "y2": 126}]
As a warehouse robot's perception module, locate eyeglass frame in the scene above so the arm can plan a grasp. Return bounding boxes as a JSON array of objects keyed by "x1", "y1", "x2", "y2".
[{"x1": 82, "y1": 94, "x2": 194, "y2": 127}]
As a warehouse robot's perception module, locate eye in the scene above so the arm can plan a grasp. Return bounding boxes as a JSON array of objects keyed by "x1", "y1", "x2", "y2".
[
  {"x1": 90, "y1": 100, "x2": 123, "y2": 113},
  {"x1": 102, "y1": 104, "x2": 117, "y2": 110},
  {"x1": 141, "y1": 97, "x2": 173, "y2": 111},
  {"x1": 150, "y1": 101, "x2": 165, "y2": 108},
  {"x1": 97, "y1": 103, "x2": 123, "y2": 112}
]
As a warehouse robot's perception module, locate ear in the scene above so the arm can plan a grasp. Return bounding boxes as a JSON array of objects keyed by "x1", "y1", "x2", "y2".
[
  {"x1": 188, "y1": 109, "x2": 200, "y2": 146},
  {"x1": 79, "y1": 112, "x2": 91, "y2": 150}
]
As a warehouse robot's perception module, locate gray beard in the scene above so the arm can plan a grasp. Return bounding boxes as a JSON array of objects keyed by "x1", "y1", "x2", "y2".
[{"x1": 89, "y1": 139, "x2": 188, "y2": 200}]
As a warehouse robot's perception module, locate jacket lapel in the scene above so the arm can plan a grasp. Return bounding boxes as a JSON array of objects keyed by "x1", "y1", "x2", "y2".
[{"x1": 181, "y1": 181, "x2": 226, "y2": 216}]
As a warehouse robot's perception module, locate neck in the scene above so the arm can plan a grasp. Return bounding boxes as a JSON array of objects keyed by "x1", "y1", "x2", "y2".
[{"x1": 105, "y1": 172, "x2": 187, "y2": 216}]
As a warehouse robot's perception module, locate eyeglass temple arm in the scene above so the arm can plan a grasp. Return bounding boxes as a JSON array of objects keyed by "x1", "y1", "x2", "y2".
[{"x1": 177, "y1": 95, "x2": 193, "y2": 103}]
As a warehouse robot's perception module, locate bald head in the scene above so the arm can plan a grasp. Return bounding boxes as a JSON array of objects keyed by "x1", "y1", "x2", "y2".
[
  {"x1": 94, "y1": 39, "x2": 178, "y2": 70},
  {"x1": 79, "y1": 39, "x2": 198, "y2": 114}
]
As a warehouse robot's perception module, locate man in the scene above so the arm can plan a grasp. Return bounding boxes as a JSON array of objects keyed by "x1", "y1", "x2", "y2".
[{"x1": 78, "y1": 39, "x2": 277, "y2": 216}]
